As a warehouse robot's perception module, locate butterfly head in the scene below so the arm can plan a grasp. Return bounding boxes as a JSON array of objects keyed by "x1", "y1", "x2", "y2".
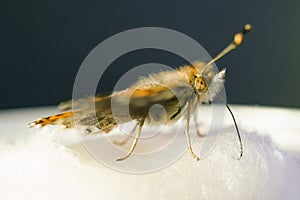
[{"x1": 193, "y1": 68, "x2": 226, "y2": 103}]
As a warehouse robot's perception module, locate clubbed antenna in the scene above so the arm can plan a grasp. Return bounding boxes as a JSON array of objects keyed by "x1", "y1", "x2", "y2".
[{"x1": 202, "y1": 24, "x2": 252, "y2": 74}]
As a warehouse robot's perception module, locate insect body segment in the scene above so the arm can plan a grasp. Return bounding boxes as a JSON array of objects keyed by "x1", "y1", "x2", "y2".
[{"x1": 30, "y1": 24, "x2": 251, "y2": 161}]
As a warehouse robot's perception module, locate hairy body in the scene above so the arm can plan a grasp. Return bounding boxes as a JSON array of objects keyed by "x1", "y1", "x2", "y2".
[{"x1": 30, "y1": 24, "x2": 250, "y2": 161}]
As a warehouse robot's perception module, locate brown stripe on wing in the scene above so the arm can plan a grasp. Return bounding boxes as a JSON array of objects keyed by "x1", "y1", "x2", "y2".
[{"x1": 29, "y1": 112, "x2": 73, "y2": 127}]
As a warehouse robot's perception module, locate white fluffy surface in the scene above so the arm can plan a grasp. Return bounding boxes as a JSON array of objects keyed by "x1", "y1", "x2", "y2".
[{"x1": 0, "y1": 106, "x2": 299, "y2": 200}]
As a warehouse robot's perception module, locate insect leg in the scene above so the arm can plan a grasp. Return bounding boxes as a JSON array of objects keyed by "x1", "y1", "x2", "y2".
[
  {"x1": 113, "y1": 122, "x2": 139, "y2": 146},
  {"x1": 116, "y1": 119, "x2": 145, "y2": 161},
  {"x1": 194, "y1": 111, "x2": 205, "y2": 137},
  {"x1": 185, "y1": 103, "x2": 200, "y2": 161}
]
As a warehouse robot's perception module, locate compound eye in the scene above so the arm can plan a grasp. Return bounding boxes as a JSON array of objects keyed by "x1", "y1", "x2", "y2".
[{"x1": 194, "y1": 76, "x2": 208, "y2": 93}]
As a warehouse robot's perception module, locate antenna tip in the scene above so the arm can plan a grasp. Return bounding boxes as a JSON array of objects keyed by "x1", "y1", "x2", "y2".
[
  {"x1": 233, "y1": 33, "x2": 243, "y2": 46},
  {"x1": 244, "y1": 24, "x2": 252, "y2": 32},
  {"x1": 233, "y1": 24, "x2": 252, "y2": 46}
]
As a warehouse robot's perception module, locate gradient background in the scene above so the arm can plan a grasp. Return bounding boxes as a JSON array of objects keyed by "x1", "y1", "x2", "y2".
[{"x1": 1, "y1": 0, "x2": 300, "y2": 109}]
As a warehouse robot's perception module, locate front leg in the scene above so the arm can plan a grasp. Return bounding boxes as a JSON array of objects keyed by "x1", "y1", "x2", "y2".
[
  {"x1": 185, "y1": 102, "x2": 200, "y2": 161},
  {"x1": 194, "y1": 111, "x2": 206, "y2": 137}
]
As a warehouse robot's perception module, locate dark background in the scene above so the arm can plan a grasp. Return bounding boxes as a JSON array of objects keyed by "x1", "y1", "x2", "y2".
[{"x1": 1, "y1": 0, "x2": 300, "y2": 109}]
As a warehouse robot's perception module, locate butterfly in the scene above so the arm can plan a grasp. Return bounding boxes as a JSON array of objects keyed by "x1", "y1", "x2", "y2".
[{"x1": 30, "y1": 24, "x2": 251, "y2": 161}]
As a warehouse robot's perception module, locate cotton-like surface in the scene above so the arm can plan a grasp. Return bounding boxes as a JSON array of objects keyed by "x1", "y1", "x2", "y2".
[{"x1": 0, "y1": 106, "x2": 299, "y2": 200}]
